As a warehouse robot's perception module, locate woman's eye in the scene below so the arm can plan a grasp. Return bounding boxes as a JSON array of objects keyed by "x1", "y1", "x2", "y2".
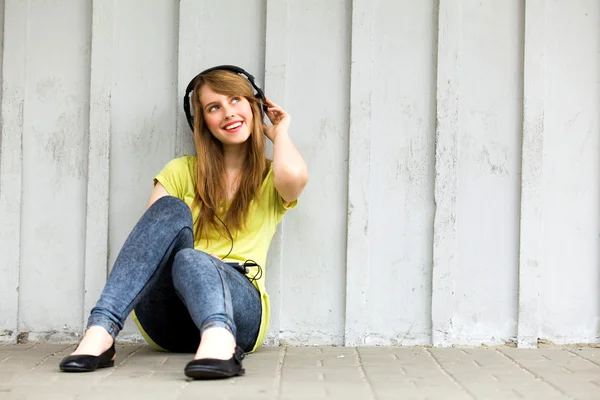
[
  {"x1": 231, "y1": 97, "x2": 241, "y2": 104},
  {"x1": 208, "y1": 105, "x2": 218, "y2": 112}
]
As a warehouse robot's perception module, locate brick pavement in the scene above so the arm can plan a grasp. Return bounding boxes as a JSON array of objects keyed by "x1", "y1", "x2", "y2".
[{"x1": 1, "y1": 343, "x2": 599, "y2": 399}]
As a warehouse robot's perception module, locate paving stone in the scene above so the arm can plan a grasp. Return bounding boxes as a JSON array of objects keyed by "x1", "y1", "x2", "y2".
[
  {"x1": 499, "y1": 348, "x2": 600, "y2": 400},
  {"x1": 2, "y1": 344, "x2": 599, "y2": 399}
]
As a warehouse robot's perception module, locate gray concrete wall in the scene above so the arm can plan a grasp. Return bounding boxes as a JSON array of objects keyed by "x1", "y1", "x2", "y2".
[{"x1": 0, "y1": 0, "x2": 598, "y2": 348}]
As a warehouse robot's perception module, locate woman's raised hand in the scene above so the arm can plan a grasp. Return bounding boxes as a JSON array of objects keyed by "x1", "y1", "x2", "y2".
[{"x1": 263, "y1": 97, "x2": 291, "y2": 142}]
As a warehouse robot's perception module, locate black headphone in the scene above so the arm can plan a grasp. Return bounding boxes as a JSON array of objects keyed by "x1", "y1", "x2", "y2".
[{"x1": 183, "y1": 65, "x2": 268, "y2": 132}]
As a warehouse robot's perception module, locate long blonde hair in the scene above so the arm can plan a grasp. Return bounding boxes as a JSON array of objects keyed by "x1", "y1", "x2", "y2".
[{"x1": 190, "y1": 69, "x2": 268, "y2": 241}]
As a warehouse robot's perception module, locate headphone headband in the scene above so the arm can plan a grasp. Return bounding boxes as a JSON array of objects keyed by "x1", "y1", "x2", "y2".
[{"x1": 183, "y1": 65, "x2": 267, "y2": 132}]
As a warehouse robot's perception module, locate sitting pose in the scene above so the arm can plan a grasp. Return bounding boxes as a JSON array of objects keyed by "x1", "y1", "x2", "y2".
[{"x1": 58, "y1": 65, "x2": 308, "y2": 379}]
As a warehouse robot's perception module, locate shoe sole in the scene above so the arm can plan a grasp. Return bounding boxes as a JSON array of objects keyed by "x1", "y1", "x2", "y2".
[
  {"x1": 59, "y1": 361, "x2": 115, "y2": 372},
  {"x1": 184, "y1": 366, "x2": 245, "y2": 380}
]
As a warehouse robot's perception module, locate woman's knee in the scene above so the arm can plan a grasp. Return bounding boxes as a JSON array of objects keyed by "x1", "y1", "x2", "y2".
[
  {"x1": 172, "y1": 250, "x2": 215, "y2": 283},
  {"x1": 173, "y1": 248, "x2": 212, "y2": 266},
  {"x1": 172, "y1": 251, "x2": 224, "y2": 301},
  {"x1": 148, "y1": 196, "x2": 193, "y2": 230},
  {"x1": 143, "y1": 196, "x2": 193, "y2": 239}
]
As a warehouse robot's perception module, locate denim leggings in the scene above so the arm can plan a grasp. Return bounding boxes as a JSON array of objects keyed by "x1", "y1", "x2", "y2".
[{"x1": 87, "y1": 196, "x2": 262, "y2": 352}]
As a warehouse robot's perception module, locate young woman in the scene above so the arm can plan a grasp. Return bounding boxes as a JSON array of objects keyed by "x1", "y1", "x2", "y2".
[{"x1": 58, "y1": 66, "x2": 308, "y2": 379}]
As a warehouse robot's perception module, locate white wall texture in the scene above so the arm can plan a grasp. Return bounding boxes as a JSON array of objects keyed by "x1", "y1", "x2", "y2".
[{"x1": 0, "y1": 0, "x2": 598, "y2": 349}]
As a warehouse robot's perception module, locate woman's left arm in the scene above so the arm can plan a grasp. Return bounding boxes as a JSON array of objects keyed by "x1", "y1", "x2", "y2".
[{"x1": 264, "y1": 97, "x2": 309, "y2": 202}]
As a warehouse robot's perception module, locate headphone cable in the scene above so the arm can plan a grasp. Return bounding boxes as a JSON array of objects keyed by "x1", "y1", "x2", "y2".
[
  {"x1": 214, "y1": 212, "x2": 233, "y2": 261},
  {"x1": 214, "y1": 213, "x2": 263, "y2": 283}
]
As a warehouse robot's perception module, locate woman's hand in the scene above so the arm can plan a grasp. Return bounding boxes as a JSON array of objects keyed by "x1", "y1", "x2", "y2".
[
  {"x1": 265, "y1": 97, "x2": 308, "y2": 203},
  {"x1": 263, "y1": 97, "x2": 291, "y2": 142}
]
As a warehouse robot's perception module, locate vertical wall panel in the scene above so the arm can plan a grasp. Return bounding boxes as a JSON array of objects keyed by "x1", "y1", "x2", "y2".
[
  {"x1": 279, "y1": 0, "x2": 351, "y2": 345},
  {"x1": 0, "y1": 0, "x2": 26, "y2": 339},
  {"x1": 453, "y1": 0, "x2": 523, "y2": 344},
  {"x1": 345, "y1": 0, "x2": 374, "y2": 346},
  {"x1": 434, "y1": 0, "x2": 523, "y2": 346},
  {"x1": 19, "y1": 0, "x2": 91, "y2": 334},
  {"x1": 346, "y1": 0, "x2": 437, "y2": 346},
  {"x1": 83, "y1": 0, "x2": 115, "y2": 328},
  {"x1": 518, "y1": 0, "x2": 545, "y2": 348},
  {"x1": 432, "y1": 0, "x2": 461, "y2": 347},
  {"x1": 263, "y1": 0, "x2": 287, "y2": 344},
  {"x1": 367, "y1": 0, "x2": 436, "y2": 346},
  {"x1": 108, "y1": 0, "x2": 179, "y2": 336},
  {"x1": 540, "y1": 1, "x2": 600, "y2": 343}
]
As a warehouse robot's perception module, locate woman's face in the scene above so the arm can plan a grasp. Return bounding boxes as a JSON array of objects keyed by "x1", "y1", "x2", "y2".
[{"x1": 199, "y1": 85, "x2": 254, "y2": 146}]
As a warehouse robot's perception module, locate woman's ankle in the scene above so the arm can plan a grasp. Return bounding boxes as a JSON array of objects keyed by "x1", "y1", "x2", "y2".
[
  {"x1": 194, "y1": 327, "x2": 236, "y2": 360},
  {"x1": 72, "y1": 326, "x2": 114, "y2": 356}
]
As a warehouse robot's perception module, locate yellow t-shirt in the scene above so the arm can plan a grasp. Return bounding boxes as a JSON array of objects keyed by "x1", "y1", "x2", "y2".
[{"x1": 133, "y1": 155, "x2": 296, "y2": 353}]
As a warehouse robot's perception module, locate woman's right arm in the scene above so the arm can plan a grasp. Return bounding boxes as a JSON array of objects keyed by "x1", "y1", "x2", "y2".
[{"x1": 146, "y1": 182, "x2": 170, "y2": 208}]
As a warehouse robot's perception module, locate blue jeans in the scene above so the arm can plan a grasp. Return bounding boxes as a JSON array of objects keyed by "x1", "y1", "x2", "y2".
[{"x1": 87, "y1": 196, "x2": 262, "y2": 352}]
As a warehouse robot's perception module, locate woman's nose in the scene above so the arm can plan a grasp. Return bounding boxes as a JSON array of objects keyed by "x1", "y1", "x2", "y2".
[{"x1": 222, "y1": 105, "x2": 235, "y2": 118}]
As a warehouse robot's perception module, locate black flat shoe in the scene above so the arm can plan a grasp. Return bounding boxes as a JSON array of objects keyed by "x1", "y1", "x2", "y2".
[
  {"x1": 59, "y1": 344, "x2": 116, "y2": 372},
  {"x1": 184, "y1": 346, "x2": 245, "y2": 379}
]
